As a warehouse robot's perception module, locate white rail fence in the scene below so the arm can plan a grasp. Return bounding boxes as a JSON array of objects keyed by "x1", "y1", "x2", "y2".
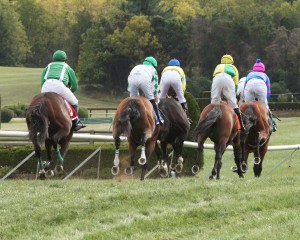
[
  {"x1": 0, "y1": 130, "x2": 300, "y2": 151},
  {"x1": 0, "y1": 131, "x2": 299, "y2": 180}
]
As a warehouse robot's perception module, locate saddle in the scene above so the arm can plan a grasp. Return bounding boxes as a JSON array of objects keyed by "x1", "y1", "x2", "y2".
[{"x1": 64, "y1": 100, "x2": 78, "y2": 121}]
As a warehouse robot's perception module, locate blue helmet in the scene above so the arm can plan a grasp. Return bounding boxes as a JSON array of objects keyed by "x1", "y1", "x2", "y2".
[{"x1": 168, "y1": 58, "x2": 180, "y2": 66}]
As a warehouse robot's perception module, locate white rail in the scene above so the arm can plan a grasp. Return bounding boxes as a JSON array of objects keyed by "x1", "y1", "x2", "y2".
[{"x1": 0, "y1": 131, "x2": 299, "y2": 151}]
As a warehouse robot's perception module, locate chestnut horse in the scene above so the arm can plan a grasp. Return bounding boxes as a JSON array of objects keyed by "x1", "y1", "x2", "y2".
[
  {"x1": 238, "y1": 101, "x2": 271, "y2": 177},
  {"x1": 192, "y1": 102, "x2": 244, "y2": 179},
  {"x1": 155, "y1": 98, "x2": 190, "y2": 177},
  {"x1": 111, "y1": 96, "x2": 160, "y2": 180},
  {"x1": 26, "y1": 92, "x2": 73, "y2": 179}
]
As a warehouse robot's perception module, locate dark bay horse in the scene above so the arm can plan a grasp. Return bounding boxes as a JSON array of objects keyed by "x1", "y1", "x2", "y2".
[
  {"x1": 26, "y1": 92, "x2": 73, "y2": 179},
  {"x1": 238, "y1": 101, "x2": 271, "y2": 177},
  {"x1": 155, "y1": 98, "x2": 190, "y2": 177},
  {"x1": 193, "y1": 102, "x2": 244, "y2": 179},
  {"x1": 111, "y1": 96, "x2": 160, "y2": 180}
]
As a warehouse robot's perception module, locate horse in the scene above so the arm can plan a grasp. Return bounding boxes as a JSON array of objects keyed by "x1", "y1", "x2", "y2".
[
  {"x1": 111, "y1": 96, "x2": 160, "y2": 180},
  {"x1": 155, "y1": 98, "x2": 190, "y2": 177},
  {"x1": 238, "y1": 100, "x2": 272, "y2": 177},
  {"x1": 192, "y1": 102, "x2": 244, "y2": 179},
  {"x1": 26, "y1": 92, "x2": 73, "y2": 179}
]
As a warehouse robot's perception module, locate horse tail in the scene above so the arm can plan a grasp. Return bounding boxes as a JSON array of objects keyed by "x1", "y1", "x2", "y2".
[
  {"x1": 28, "y1": 102, "x2": 49, "y2": 145},
  {"x1": 115, "y1": 99, "x2": 141, "y2": 138},
  {"x1": 194, "y1": 105, "x2": 222, "y2": 136}
]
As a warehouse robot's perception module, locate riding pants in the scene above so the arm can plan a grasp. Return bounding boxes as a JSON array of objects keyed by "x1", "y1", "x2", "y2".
[
  {"x1": 160, "y1": 70, "x2": 186, "y2": 103},
  {"x1": 211, "y1": 73, "x2": 238, "y2": 108},
  {"x1": 128, "y1": 69, "x2": 154, "y2": 100},
  {"x1": 244, "y1": 78, "x2": 268, "y2": 105},
  {"x1": 42, "y1": 79, "x2": 78, "y2": 105}
]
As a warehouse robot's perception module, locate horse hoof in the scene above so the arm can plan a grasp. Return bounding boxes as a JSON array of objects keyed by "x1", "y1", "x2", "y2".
[
  {"x1": 209, "y1": 175, "x2": 214, "y2": 180},
  {"x1": 54, "y1": 165, "x2": 64, "y2": 175},
  {"x1": 170, "y1": 163, "x2": 176, "y2": 170},
  {"x1": 138, "y1": 157, "x2": 146, "y2": 165},
  {"x1": 159, "y1": 169, "x2": 168, "y2": 178},
  {"x1": 45, "y1": 170, "x2": 54, "y2": 178},
  {"x1": 241, "y1": 163, "x2": 248, "y2": 173},
  {"x1": 111, "y1": 166, "x2": 119, "y2": 176},
  {"x1": 191, "y1": 165, "x2": 200, "y2": 175},
  {"x1": 175, "y1": 164, "x2": 183, "y2": 173},
  {"x1": 231, "y1": 166, "x2": 238, "y2": 172},
  {"x1": 124, "y1": 167, "x2": 134, "y2": 175},
  {"x1": 253, "y1": 157, "x2": 261, "y2": 165}
]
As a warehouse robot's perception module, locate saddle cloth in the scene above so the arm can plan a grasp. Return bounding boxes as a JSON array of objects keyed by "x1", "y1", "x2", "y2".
[{"x1": 64, "y1": 100, "x2": 78, "y2": 121}]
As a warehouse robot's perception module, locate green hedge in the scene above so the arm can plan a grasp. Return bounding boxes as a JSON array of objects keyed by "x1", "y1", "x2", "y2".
[
  {"x1": 269, "y1": 102, "x2": 300, "y2": 110},
  {"x1": 0, "y1": 143, "x2": 203, "y2": 179}
]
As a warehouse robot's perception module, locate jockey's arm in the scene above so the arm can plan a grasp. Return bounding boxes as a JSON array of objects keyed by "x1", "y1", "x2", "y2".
[
  {"x1": 41, "y1": 67, "x2": 47, "y2": 86},
  {"x1": 68, "y1": 67, "x2": 78, "y2": 92}
]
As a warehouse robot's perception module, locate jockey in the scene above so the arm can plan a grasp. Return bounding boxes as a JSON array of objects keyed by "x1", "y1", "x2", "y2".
[
  {"x1": 244, "y1": 59, "x2": 277, "y2": 132},
  {"x1": 236, "y1": 77, "x2": 246, "y2": 105},
  {"x1": 159, "y1": 58, "x2": 191, "y2": 122},
  {"x1": 211, "y1": 54, "x2": 245, "y2": 131},
  {"x1": 41, "y1": 50, "x2": 86, "y2": 132},
  {"x1": 128, "y1": 56, "x2": 164, "y2": 125}
]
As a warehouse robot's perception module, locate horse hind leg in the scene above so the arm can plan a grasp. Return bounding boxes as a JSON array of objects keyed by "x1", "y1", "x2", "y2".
[
  {"x1": 210, "y1": 145, "x2": 225, "y2": 180},
  {"x1": 34, "y1": 143, "x2": 47, "y2": 180},
  {"x1": 53, "y1": 143, "x2": 64, "y2": 176},
  {"x1": 124, "y1": 141, "x2": 137, "y2": 176},
  {"x1": 192, "y1": 139, "x2": 205, "y2": 175},
  {"x1": 111, "y1": 137, "x2": 121, "y2": 176},
  {"x1": 44, "y1": 139, "x2": 55, "y2": 178},
  {"x1": 158, "y1": 142, "x2": 168, "y2": 178}
]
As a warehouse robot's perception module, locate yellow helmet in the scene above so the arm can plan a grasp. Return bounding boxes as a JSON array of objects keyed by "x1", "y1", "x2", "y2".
[{"x1": 221, "y1": 54, "x2": 234, "y2": 64}]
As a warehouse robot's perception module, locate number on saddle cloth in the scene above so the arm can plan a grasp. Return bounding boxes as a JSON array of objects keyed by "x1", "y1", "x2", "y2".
[{"x1": 64, "y1": 100, "x2": 78, "y2": 121}]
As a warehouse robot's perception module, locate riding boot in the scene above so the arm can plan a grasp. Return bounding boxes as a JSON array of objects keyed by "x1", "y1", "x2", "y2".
[
  {"x1": 71, "y1": 104, "x2": 86, "y2": 132},
  {"x1": 268, "y1": 109, "x2": 277, "y2": 132},
  {"x1": 150, "y1": 99, "x2": 164, "y2": 125},
  {"x1": 233, "y1": 107, "x2": 245, "y2": 131},
  {"x1": 181, "y1": 102, "x2": 192, "y2": 124}
]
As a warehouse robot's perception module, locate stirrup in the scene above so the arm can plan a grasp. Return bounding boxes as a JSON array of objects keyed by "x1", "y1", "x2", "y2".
[{"x1": 74, "y1": 120, "x2": 86, "y2": 132}]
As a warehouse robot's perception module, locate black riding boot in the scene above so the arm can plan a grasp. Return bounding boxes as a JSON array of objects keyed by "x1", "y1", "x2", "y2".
[
  {"x1": 181, "y1": 102, "x2": 192, "y2": 124},
  {"x1": 150, "y1": 99, "x2": 163, "y2": 125},
  {"x1": 71, "y1": 104, "x2": 86, "y2": 132},
  {"x1": 234, "y1": 107, "x2": 245, "y2": 131},
  {"x1": 269, "y1": 109, "x2": 277, "y2": 132}
]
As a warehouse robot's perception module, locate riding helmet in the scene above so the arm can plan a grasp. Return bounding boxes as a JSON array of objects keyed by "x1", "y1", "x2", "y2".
[
  {"x1": 253, "y1": 59, "x2": 265, "y2": 72},
  {"x1": 143, "y1": 56, "x2": 157, "y2": 67},
  {"x1": 53, "y1": 50, "x2": 68, "y2": 62},
  {"x1": 168, "y1": 58, "x2": 180, "y2": 67},
  {"x1": 221, "y1": 54, "x2": 234, "y2": 64}
]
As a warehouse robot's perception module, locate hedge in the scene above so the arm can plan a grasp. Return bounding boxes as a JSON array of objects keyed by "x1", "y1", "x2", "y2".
[{"x1": 0, "y1": 143, "x2": 204, "y2": 179}]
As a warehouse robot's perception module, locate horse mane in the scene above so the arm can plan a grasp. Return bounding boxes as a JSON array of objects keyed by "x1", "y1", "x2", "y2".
[
  {"x1": 194, "y1": 104, "x2": 222, "y2": 136},
  {"x1": 27, "y1": 100, "x2": 49, "y2": 145}
]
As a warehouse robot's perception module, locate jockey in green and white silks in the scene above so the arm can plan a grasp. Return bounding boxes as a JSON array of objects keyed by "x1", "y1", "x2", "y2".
[
  {"x1": 128, "y1": 56, "x2": 163, "y2": 125},
  {"x1": 211, "y1": 54, "x2": 245, "y2": 131},
  {"x1": 41, "y1": 50, "x2": 85, "y2": 131}
]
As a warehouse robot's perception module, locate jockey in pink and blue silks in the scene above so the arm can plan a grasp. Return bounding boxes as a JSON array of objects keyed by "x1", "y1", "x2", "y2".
[
  {"x1": 211, "y1": 54, "x2": 245, "y2": 131},
  {"x1": 41, "y1": 50, "x2": 86, "y2": 132},
  {"x1": 244, "y1": 59, "x2": 277, "y2": 132}
]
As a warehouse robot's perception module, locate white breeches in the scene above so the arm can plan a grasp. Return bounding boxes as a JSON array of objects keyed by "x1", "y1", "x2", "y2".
[
  {"x1": 244, "y1": 78, "x2": 268, "y2": 105},
  {"x1": 41, "y1": 79, "x2": 78, "y2": 105},
  {"x1": 128, "y1": 72, "x2": 154, "y2": 100},
  {"x1": 159, "y1": 71, "x2": 186, "y2": 103},
  {"x1": 211, "y1": 73, "x2": 238, "y2": 108}
]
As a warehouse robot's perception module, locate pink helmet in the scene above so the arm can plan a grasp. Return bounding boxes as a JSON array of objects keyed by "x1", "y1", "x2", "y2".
[{"x1": 253, "y1": 59, "x2": 265, "y2": 72}]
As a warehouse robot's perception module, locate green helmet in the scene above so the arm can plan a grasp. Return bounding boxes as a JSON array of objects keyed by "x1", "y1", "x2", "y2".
[
  {"x1": 143, "y1": 56, "x2": 157, "y2": 67},
  {"x1": 52, "y1": 50, "x2": 68, "y2": 61}
]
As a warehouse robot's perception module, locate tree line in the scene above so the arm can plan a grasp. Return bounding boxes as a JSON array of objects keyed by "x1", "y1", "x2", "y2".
[{"x1": 1, "y1": 0, "x2": 300, "y2": 99}]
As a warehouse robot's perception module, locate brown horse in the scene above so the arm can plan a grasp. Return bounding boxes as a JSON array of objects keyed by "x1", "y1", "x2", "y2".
[
  {"x1": 26, "y1": 92, "x2": 73, "y2": 179},
  {"x1": 111, "y1": 96, "x2": 160, "y2": 180},
  {"x1": 238, "y1": 101, "x2": 271, "y2": 177},
  {"x1": 192, "y1": 102, "x2": 244, "y2": 179},
  {"x1": 155, "y1": 98, "x2": 190, "y2": 177}
]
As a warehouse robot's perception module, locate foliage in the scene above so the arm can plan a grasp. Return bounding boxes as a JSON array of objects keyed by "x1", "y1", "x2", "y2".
[
  {"x1": 1, "y1": 108, "x2": 14, "y2": 123},
  {"x1": 184, "y1": 91, "x2": 200, "y2": 142},
  {"x1": 4, "y1": 104, "x2": 28, "y2": 118},
  {"x1": 78, "y1": 107, "x2": 89, "y2": 118}
]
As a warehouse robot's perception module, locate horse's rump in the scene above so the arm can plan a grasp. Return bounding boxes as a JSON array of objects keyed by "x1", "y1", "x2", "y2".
[
  {"x1": 112, "y1": 96, "x2": 155, "y2": 140},
  {"x1": 158, "y1": 98, "x2": 190, "y2": 142}
]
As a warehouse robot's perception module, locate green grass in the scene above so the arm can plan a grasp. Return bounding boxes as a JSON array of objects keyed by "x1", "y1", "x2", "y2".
[
  {"x1": 0, "y1": 66, "x2": 121, "y2": 108},
  {"x1": 1, "y1": 67, "x2": 300, "y2": 239}
]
